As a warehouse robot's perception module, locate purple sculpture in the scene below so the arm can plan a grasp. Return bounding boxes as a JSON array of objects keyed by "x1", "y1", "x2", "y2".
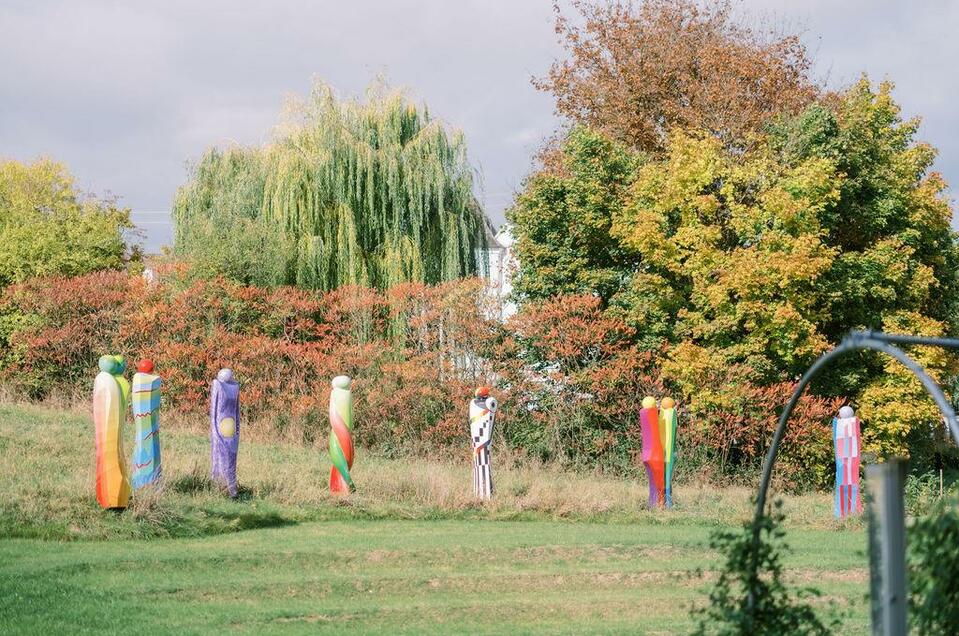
[{"x1": 210, "y1": 368, "x2": 240, "y2": 497}]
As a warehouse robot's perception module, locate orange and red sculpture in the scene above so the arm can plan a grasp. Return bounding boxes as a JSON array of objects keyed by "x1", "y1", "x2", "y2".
[{"x1": 639, "y1": 396, "x2": 680, "y2": 509}]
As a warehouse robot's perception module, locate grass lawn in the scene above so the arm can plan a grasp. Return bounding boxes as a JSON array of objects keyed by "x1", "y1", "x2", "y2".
[{"x1": 0, "y1": 403, "x2": 870, "y2": 634}]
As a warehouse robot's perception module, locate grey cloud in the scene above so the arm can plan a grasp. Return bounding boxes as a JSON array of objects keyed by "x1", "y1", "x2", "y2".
[{"x1": 0, "y1": 1, "x2": 955, "y2": 253}]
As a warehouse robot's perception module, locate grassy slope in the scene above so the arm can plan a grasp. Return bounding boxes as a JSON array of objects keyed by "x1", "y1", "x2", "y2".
[{"x1": 0, "y1": 403, "x2": 869, "y2": 634}]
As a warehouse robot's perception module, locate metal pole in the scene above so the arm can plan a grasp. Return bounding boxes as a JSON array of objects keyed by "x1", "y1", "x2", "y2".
[{"x1": 866, "y1": 459, "x2": 908, "y2": 636}]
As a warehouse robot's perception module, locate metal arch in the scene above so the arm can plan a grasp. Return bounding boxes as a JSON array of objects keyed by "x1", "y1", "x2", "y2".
[{"x1": 751, "y1": 331, "x2": 959, "y2": 543}]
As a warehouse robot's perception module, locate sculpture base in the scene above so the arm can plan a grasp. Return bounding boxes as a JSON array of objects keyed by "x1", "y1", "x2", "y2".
[{"x1": 330, "y1": 466, "x2": 351, "y2": 494}]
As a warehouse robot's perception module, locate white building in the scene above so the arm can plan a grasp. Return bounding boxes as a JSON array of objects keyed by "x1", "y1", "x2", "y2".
[{"x1": 476, "y1": 223, "x2": 517, "y2": 321}]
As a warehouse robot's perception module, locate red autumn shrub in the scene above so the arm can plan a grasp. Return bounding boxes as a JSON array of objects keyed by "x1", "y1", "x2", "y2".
[
  {"x1": 680, "y1": 363, "x2": 841, "y2": 489},
  {"x1": 0, "y1": 267, "x2": 838, "y2": 487},
  {"x1": 506, "y1": 294, "x2": 633, "y2": 373}
]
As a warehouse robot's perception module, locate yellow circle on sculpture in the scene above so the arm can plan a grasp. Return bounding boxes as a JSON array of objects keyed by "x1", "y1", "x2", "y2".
[
  {"x1": 661, "y1": 397, "x2": 675, "y2": 409},
  {"x1": 218, "y1": 417, "x2": 236, "y2": 438},
  {"x1": 642, "y1": 396, "x2": 657, "y2": 409}
]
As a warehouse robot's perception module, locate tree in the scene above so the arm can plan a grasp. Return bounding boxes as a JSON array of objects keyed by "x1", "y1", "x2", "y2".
[
  {"x1": 858, "y1": 312, "x2": 957, "y2": 460},
  {"x1": 771, "y1": 79, "x2": 959, "y2": 339},
  {"x1": 0, "y1": 158, "x2": 131, "y2": 287},
  {"x1": 615, "y1": 79, "x2": 958, "y2": 448},
  {"x1": 536, "y1": 0, "x2": 817, "y2": 153},
  {"x1": 507, "y1": 126, "x2": 641, "y2": 302},
  {"x1": 511, "y1": 76, "x2": 959, "y2": 478},
  {"x1": 172, "y1": 146, "x2": 291, "y2": 287},
  {"x1": 174, "y1": 80, "x2": 489, "y2": 290},
  {"x1": 614, "y1": 128, "x2": 841, "y2": 380}
]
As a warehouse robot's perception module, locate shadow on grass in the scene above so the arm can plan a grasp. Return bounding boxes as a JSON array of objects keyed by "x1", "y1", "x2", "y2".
[
  {"x1": 171, "y1": 472, "x2": 258, "y2": 501},
  {"x1": 200, "y1": 509, "x2": 298, "y2": 532},
  {"x1": 170, "y1": 466, "x2": 216, "y2": 495}
]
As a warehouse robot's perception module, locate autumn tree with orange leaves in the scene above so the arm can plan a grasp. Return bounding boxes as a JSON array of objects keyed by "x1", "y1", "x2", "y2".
[{"x1": 536, "y1": 0, "x2": 817, "y2": 153}]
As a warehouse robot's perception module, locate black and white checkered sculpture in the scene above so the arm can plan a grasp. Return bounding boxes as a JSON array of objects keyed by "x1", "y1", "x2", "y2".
[{"x1": 469, "y1": 387, "x2": 497, "y2": 500}]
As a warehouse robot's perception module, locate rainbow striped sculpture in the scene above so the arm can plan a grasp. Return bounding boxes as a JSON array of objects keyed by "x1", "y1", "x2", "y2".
[
  {"x1": 131, "y1": 359, "x2": 162, "y2": 489},
  {"x1": 659, "y1": 397, "x2": 678, "y2": 508},
  {"x1": 210, "y1": 368, "x2": 240, "y2": 497},
  {"x1": 834, "y1": 405, "x2": 862, "y2": 518},
  {"x1": 640, "y1": 396, "x2": 665, "y2": 509},
  {"x1": 92, "y1": 355, "x2": 131, "y2": 509},
  {"x1": 469, "y1": 387, "x2": 497, "y2": 500},
  {"x1": 329, "y1": 375, "x2": 354, "y2": 494}
]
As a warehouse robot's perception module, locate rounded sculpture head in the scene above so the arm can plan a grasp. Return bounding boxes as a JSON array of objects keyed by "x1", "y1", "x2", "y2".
[
  {"x1": 112, "y1": 355, "x2": 127, "y2": 373},
  {"x1": 216, "y1": 368, "x2": 234, "y2": 383},
  {"x1": 475, "y1": 386, "x2": 490, "y2": 399},
  {"x1": 137, "y1": 359, "x2": 154, "y2": 373},
  {"x1": 485, "y1": 396, "x2": 498, "y2": 413},
  {"x1": 332, "y1": 375, "x2": 351, "y2": 390},
  {"x1": 642, "y1": 396, "x2": 657, "y2": 409},
  {"x1": 839, "y1": 405, "x2": 855, "y2": 419},
  {"x1": 98, "y1": 355, "x2": 118, "y2": 374},
  {"x1": 661, "y1": 397, "x2": 675, "y2": 409}
]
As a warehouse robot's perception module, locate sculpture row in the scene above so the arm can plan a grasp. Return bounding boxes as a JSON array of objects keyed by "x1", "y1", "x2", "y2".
[
  {"x1": 91, "y1": 355, "x2": 860, "y2": 519},
  {"x1": 92, "y1": 358, "x2": 349, "y2": 509},
  {"x1": 93, "y1": 357, "x2": 241, "y2": 508}
]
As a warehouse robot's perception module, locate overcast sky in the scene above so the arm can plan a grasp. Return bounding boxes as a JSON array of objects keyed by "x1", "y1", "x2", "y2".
[{"x1": 1, "y1": 1, "x2": 957, "y2": 252}]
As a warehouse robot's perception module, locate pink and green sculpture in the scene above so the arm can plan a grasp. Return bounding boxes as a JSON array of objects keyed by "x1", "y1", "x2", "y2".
[
  {"x1": 92, "y1": 355, "x2": 130, "y2": 509},
  {"x1": 833, "y1": 405, "x2": 862, "y2": 518},
  {"x1": 329, "y1": 375, "x2": 354, "y2": 494},
  {"x1": 131, "y1": 359, "x2": 162, "y2": 489},
  {"x1": 210, "y1": 368, "x2": 240, "y2": 497}
]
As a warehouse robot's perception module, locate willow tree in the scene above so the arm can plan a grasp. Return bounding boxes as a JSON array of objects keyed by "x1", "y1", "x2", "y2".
[{"x1": 174, "y1": 80, "x2": 488, "y2": 289}]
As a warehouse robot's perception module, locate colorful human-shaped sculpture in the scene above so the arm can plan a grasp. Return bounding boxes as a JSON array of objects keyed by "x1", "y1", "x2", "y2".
[
  {"x1": 659, "y1": 397, "x2": 678, "y2": 508},
  {"x1": 328, "y1": 375, "x2": 355, "y2": 494},
  {"x1": 640, "y1": 396, "x2": 665, "y2": 508},
  {"x1": 131, "y1": 359, "x2": 162, "y2": 489},
  {"x1": 834, "y1": 405, "x2": 862, "y2": 518},
  {"x1": 92, "y1": 355, "x2": 131, "y2": 509},
  {"x1": 469, "y1": 387, "x2": 497, "y2": 500},
  {"x1": 210, "y1": 368, "x2": 240, "y2": 497}
]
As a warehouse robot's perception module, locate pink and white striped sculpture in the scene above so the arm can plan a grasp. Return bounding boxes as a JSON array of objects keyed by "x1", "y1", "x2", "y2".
[{"x1": 833, "y1": 405, "x2": 862, "y2": 518}]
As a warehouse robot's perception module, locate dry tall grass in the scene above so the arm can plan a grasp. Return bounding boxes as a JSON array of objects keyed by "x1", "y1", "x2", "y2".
[{"x1": 0, "y1": 400, "x2": 852, "y2": 541}]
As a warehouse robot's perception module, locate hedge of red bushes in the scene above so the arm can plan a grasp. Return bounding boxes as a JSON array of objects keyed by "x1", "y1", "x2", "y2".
[{"x1": 0, "y1": 267, "x2": 838, "y2": 486}]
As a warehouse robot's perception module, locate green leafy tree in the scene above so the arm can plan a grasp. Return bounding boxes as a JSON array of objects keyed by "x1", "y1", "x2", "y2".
[
  {"x1": 0, "y1": 158, "x2": 131, "y2": 287},
  {"x1": 507, "y1": 126, "x2": 641, "y2": 302},
  {"x1": 771, "y1": 78, "x2": 959, "y2": 348},
  {"x1": 172, "y1": 147, "x2": 291, "y2": 286},
  {"x1": 174, "y1": 80, "x2": 488, "y2": 290},
  {"x1": 613, "y1": 129, "x2": 840, "y2": 379}
]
